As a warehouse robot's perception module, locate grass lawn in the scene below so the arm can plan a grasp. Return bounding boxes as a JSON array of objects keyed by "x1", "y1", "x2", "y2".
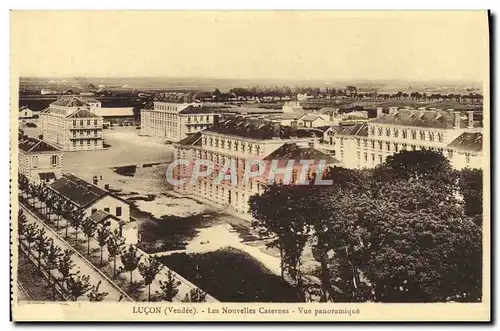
[
  {"x1": 160, "y1": 247, "x2": 302, "y2": 302},
  {"x1": 17, "y1": 250, "x2": 63, "y2": 301}
]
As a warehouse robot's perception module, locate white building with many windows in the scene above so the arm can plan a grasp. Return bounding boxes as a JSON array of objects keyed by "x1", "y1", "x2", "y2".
[
  {"x1": 39, "y1": 97, "x2": 104, "y2": 151},
  {"x1": 173, "y1": 116, "x2": 339, "y2": 218},
  {"x1": 321, "y1": 108, "x2": 483, "y2": 169},
  {"x1": 140, "y1": 102, "x2": 218, "y2": 142}
]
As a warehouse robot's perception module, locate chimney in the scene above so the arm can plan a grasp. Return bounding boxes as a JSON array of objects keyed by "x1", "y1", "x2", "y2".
[
  {"x1": 104, "y1": 184, "x2": 110, "y2": 190},
  {"x1": 467, "y1": 111, "x2": 474, "y2": 128},
  {"x1": 376, "y1": 107, "x2": 384, "y2": 117},
  {"x1": 388, "y1": 106, "x2": 398, "y2": 115},
  {"x1": 453, "y1": 111, "x2": 461, "y2": 129},
  {"x1": 273, "y1": 122, "x2": 281, "y2": 138}
]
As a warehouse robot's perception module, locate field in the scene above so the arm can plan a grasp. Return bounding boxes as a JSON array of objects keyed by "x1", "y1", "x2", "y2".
[{"x1": 160, "y1": 247, "x2": 302, "y2": 302}]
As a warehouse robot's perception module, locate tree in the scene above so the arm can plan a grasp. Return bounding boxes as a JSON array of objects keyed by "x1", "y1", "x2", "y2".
[
  {"x1": 87, "y1": 280, "x2": 109, "y2": 302},
  {"x1": 96, "y1": 227, "x2": 109, "y2": 265},
  {"x1": 34, "y1": 228, "x2": 49, "y2": 267},
  {"x1": 68, "y1": 209, "x2": 85, "y2": 242},
  {"x1": 57, "y1": 249, "x2": 76, "y2": 280},
  {"x1": 82, "y1": 218, "x2": 98, "y2": 255},
  {"x1": 138, "y1": 256, "x2": 163, "y2": 301},
  {"x1": 65, "y1": 273, "x2": 93, "y2": 301},
  {"x1": 106, "y1": 230, "x2": 125, "y2": 276},
  {"x1": 457, "y1": 168, "x2": 483, "y2": 224},
  {"x1": 120, "y1": 245, "x2": 141, "y2": 284},
  {"x1": 156, "y1": 270, "x2": 181, "y2": 302},
  {"x1": 182, "y1": 288, "x2": 207, "y2": 302},
  {"x1": 24, "y1": 223, "x2": 39, "y2": 253},
  {"x1": 365, "y1": 179, "x2": 482, "y2": 302},
  {"x1": 18, "y1": 209, "x2": 28, "y2": 238},
  {"x1": 43, "y1": 240, "x2": 63, "y2": 283},
  {"x1": 63, "y1": 204, "x2": 79, "y2": 239}
]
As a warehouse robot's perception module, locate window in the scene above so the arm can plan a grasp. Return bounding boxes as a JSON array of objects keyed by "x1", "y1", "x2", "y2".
[
  {"x1": 364, "y1": 153, "x2": 368, "y2": 161},
  {"x1": 73, "y1": 141, "x2": 76, "y2": 147},
  {"x1": 371, "y1": 153, "x2": 375, "y2": 162},
  {"x1": 116, "y1": 207, "x2": 122, "y2": 217},
  {"x1": 402, "y1": 130, "x2": 408, "y2": 139},
  {"x1": 32, "y1": 156, "x2": 39, "y2": 168},
  {"x1": 73, "y1": 120, "x2": 76, "y2": 127},
  {"x1": 447, "y1": 150, "x2": 453, "y2": 159},
  {"x1": 393, "y1": 129, "x2": 399, "y2": 138},
  {"x1": 356, "y1": 139, "x2": 360, "y2": 147},
  {"x1": 420, "y1": 131, "x2": 425, "y2": 140},
  {"x1": 357, "y1": 151, "x2": 360, "y2": 159},
  {"x1": 371, "y1": 141, "x2": 375, "y2": 149},
  {"x1": 80, "y1": 120, "x2": 83, "y2": 126},
  {"x1": 377, "y1": 128, "x2": 383, "y2": 136},
  {"x1": 363, "y1": 140, "x2": 368, "y2": 148},
  {"x1": 411, "y1": 131, "x2": 417, "y2": 140},
  {"x1": 94, "y1": 120, "x2": 98, "y2": 126},
  {"x1": 465, "y1": 153, "x2": 471, "y2": 164},
  {"x1": 438, "y1": 133, "x2": 444, "y2": 143},
  {"x1": 378, "y1": 141, "x2": 383, "y2": 150},
  {"x1": 50, "y1": 155, "x2": 59, "y2": 166},
  {"x1": 341, "y1": 150, "x2": 344, "y2": 159},
  {"x1": 104, "y1": 207, "x2": 110, "y2": 213},
  {"x1": 394, "y1": 143, "x2": 399, "y2": 152},
  {"x1": 386, "y1": 142, "x2": 390, "y2": 151},
  {"x1": 385, "y1": 128, "x2": 391, "y2": 137},
  {"x1": 428, "y1": 132, "x2": 435, "y2": 142},
  {"x1": 370, "y1": 127, "x2": 375, "y2": 135},
  {"x1": 379, "y1": 155, "x2": 383, "y2": 164},
  {"x1": 87, "y1": 120, "x2": 91, "y2": 126}
]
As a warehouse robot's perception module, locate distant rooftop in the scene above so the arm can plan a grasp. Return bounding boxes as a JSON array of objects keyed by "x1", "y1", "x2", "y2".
[
  {"x1": 50, "y1": 96, "x2": 97, "y2": 107},
  {"x1": 371, "y1": 109, "x2": 470, "y2": 129},
  {"x1": 336, "y1": 123, "x2": 369, "y2": 137},
  {"x1": 205, "y1": 116, "x2": 323, "y2": 140},
  {"x1": 176, "y1": 132, "x2": 203, "y2": 146},
  {"x1": 179, "y1": 105, "x2": 219, "y2": 115}
]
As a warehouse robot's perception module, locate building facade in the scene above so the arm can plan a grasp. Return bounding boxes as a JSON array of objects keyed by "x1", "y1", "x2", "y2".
[
  {"x1": 18, "y1": 134, "x2": 64, "y2": 183},
  {"x1": 140, "y1": 102, "x2": 218, "y2": 142},
  {"x1": 40, "y1": 97, "x2": 104, "y2": 151},
  {"x1": 173, "y1": 116, "x2": 339, "y2": 218},
  {"x1": 322, "y1": 108, "x2": 483, "y2": 169}
]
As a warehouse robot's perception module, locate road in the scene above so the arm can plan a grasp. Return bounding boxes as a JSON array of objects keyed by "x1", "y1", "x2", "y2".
[{"x1": 20, "y1": 205, "x2": 132, "y2": 302}]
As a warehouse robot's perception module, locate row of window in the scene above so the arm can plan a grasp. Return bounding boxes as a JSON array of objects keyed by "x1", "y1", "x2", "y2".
[
  {"x1": 369, "y1": 126, "x2": 445, "y2": 142},
  {"x1": 91, "y1": 207, "x2": 122, "y2": 217},
  {"x1": 72, "y1": 139, "x2": 100, "y2": 147},
  {"x1": 72, "y1": 119, "x2": 99, "y2": 127},
  {"x1": 202, "y1": 136, "x2": 262, "y2": 156},
  {"x1": 72, "y1": 130, "x2": 100, "y2": 137},
  {"x1": 30, "y1": 154, "x2": 60, "y2": 168}
]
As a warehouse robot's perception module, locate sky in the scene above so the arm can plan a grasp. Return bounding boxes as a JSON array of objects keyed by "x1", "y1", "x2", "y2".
[{"x1": 11, "y1": 11, "x2": 489, "y2": 82}]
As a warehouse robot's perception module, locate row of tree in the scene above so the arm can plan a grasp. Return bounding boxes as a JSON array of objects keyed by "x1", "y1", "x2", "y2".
[
  {"x1": 18, "y1": 209, "x2": 108, "y2": 301},
  {"x1": 250, "y1": 150, "x2": 483, "y2": 302},
  {"x1": 18, "y1": 175, "x2": 208, "y2": 302}
]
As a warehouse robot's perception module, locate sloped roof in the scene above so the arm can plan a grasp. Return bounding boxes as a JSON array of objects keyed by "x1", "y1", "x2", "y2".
[
  {"x1": 299, "y1": 114, "x2": 325, "y2": 122},
  {"x1": 176, "y1": 132, "x2": 202, "y2": 146},
  {"x1": 447, "y1": 132, "x2": 483, "y2": 152},
  {"x1": 371, "y1": 109, "x2": 468, "y2": 129},
  {"x1": 67, "y1": 108, "x2": 101, "y2": 118},
  {"x1": 50, "y1": 173, "x2": 108, "y2": 208},
  {"x1": 205, "y1": 117, "x2": 323, "y2": 140},
  {"x1": 336, "y1": 124, "x2": 369, "y2": 137},
  {"x1": 264, "y1": 143, "x2": 340, "y2": 164},
  {"x1": 50, "y1": 97, "x2": 89, "y2": 107},
  {"x1": 90, "y1": 210, "x2": 124, "y2": 225},
  {"x1": 19, "y1": 135, "x2": 60, "y2": 153}
]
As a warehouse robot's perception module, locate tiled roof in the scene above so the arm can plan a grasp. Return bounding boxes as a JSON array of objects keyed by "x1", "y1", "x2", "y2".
[
  {"x1": 90, "y1": 210, "x2": 124, "y2": 225},
  {"x1": 264, "y1": 143, "x2": 340, "y2": 164},
  {"x1": 336, "y1": 124, "x2": 369, "y2": 137},
  {"x1": 67, "y1": 108, "x2": 101, "y2": 118},
  {"x1": 50, "y1": 173, "x2": 108, "y2": 208},
  {"x1": 179, "y1": 105, "x2": 218, "y2": 115},
  {"x1": 51, "y1": 97, "x2": 90, "y2": 107},
  {"x1": 300, "y1": 114, "x2": 323, "y2": 122},
  {"x1": 223, "y1": 107, "x2": 283, "y2": 114},
  {"x1": 205, "y1": 117, "x2": 322, "y2": 140},
  {"x1": 19, "y1": 136, "x2": 60, "y2": 153},
  {"x1": 447, "y1": 132, "x2": 483, "y2": 152},
  {"x1": 176, "y1": 132, "x2": 202, "y2": 146},
  {"x1": 371, "y1": 109, "x2": 468, "y2": 129}
]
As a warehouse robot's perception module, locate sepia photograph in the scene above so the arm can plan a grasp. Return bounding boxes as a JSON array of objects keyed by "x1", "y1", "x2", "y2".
[{"x1": 9, "y1": 10, "x2": 490, "y2": 322}]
